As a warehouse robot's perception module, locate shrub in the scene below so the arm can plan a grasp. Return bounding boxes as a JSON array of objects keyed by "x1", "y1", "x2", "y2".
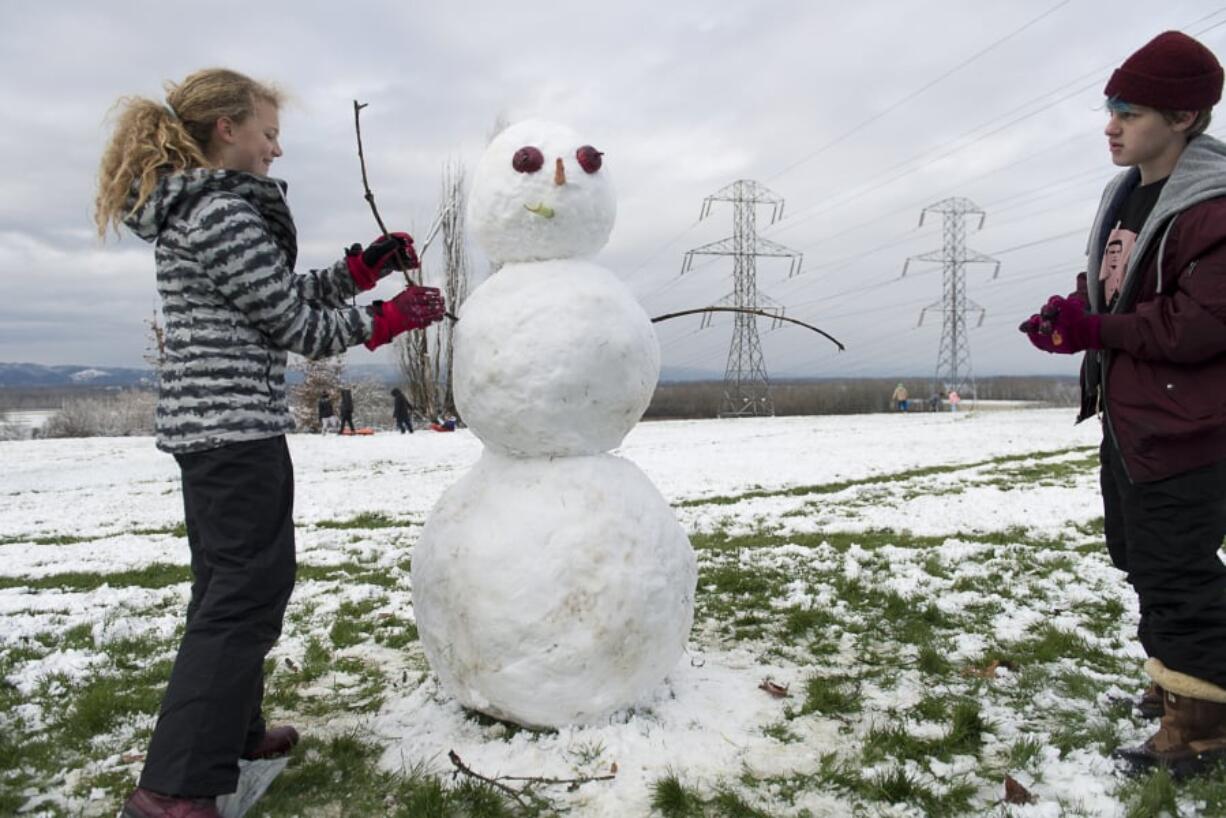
[{"x1": 41, "y1": 391, "x2": 155, "y2": 438}]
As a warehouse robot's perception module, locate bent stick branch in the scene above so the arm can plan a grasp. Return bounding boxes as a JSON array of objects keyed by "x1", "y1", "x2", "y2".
[
  {"x1": 650, "y1": 307, "x2": 845, "y2": 351},
  {"x1": 352, "y1": 100, "x2": 459, "y2": 321}
]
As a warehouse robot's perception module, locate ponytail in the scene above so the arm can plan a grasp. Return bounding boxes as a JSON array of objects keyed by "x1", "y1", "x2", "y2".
[{"x1": 94, "y1": 68, "x2": 283, "y2": 239}]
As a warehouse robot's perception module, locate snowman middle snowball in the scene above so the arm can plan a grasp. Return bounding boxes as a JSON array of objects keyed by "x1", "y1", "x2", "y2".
[{"x1": 411, "y1": 120, "x2": 697, "y2": 728}]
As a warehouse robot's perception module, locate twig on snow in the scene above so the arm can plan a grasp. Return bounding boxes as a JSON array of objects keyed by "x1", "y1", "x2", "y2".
[{"x1": 447, "y1": 748, "x2": 616, "y2": 805}]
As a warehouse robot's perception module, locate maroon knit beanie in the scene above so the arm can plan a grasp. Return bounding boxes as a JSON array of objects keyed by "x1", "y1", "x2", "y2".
[{"x1": 1105, "y1": 31, "x2": 1223, "y2": 110}]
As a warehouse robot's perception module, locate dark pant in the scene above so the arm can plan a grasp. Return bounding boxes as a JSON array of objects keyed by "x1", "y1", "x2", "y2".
[
  {"x1": 396, "y1": 417, "x2": 412, "y2": 434},
  {"x1": 339, "y1": 413, "x2": 355, "y2": 434},
  {"x1": 140, "y1": 436, "x2": 297, "y2": 797},
  {"x1": 1101, "y1": 438, "x2": 1226, "y2": 688}
]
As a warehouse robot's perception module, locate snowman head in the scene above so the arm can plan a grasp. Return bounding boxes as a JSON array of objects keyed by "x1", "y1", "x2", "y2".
[{"x1": 469, "y1": 120, "x2": 616, "y2": 265}]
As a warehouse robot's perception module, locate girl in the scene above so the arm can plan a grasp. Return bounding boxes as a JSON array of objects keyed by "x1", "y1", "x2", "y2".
[{"x1": 95, "y1": 68, "x2": 444, "y2": 817}]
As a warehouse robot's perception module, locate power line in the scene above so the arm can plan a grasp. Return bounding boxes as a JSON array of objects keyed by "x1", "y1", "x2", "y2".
[{"x1": 764, "y1": 1, "x2": 1074, "y2": 183}]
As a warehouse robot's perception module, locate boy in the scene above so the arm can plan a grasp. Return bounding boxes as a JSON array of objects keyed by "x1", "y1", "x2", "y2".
[{"x1": 1020, "y1": 31, "x2": 1226, "y2": 777}]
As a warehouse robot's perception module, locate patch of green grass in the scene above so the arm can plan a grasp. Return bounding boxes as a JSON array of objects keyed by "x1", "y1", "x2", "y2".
[
  {"x1": 56, "y1": 660, "x2": 171, "y2": 746},
  {"x1": 0, "y1": 533, "x2": 97, "y2": 546},
  {"x1": 314, "y1": 512, "x2": 410, "y2": 530},
  {"x1": 129, "y1": 522, "x2": 188, "y2": 538},
  {"x1": 1172, "y1": 761, "x2": 1226, "y2": 816},
  {"x1": 997, "y1": 623, "x2": 1115, "y2": 669},
  {"x1": 651, "y1": 772, "x2": 704, "y2": 817},
  {"x1": 1072, "y1": 595, "x2": 1129, "y2": 639},
  {"x1": 1119, "y1": 767, "x2": 1180, "y2": 818},
  {"x1": 296, "y1": 562, "x2": 403, "y2": 590},
  {"x1": 328, "y1": 597, "x2": 387, "y2": 649},
  {"x1": 373, "y1": 614, "x2": 420, "y2": 649},
  {"x1": 782, "y1": 605, "x2": 836, "y2": 638},
  {"x1": 257, "y1": 733, "x2": 535, "y2": 817},
  {"x1": 911, "y1": 694, "x2": 949, "y2": 723},
  {"x1": 762, "y1": 721, "x2": 802, "y2": 743},
  {"x1": 709, "y1": 787, "x2": 773, "y2": 818},
  {"x1": 916, "y1": 642, "x2": 953, "y2": 676},
  {"x1": 943, "y1": 699, "x2": 990, "y2": 756},
  {"x1": 1007, "y1": 735, "x2": 1045, "y2": 772},
  {"x1": 862, "y1": 699, "x2": 988, "y2": 768},
  {"x1": 299, "y1": 636, "x2": 332, "y2": 682},
  {"x1": 797, "y1": 674, "x2": 861, "y2": 717},
  {"x1": 58, "y1": 623, "x2": 94, "y2": 650},
  {"x1": 676, "y1": 446, "x2": 1095, "y2": 508},
  {"x1": 0, "y1": 563, "x2": 189, "y2": 591}
]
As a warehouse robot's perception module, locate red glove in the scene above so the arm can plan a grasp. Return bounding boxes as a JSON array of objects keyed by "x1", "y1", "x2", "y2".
[
  {"x1": 346, "y1": 232, "x2": 419, "y2": 291},
  {"x1": 364, "y1": 286, "x2": 446, "y2": 350},
  {"x1": 1018, "y1": 295, "x2": 1101, "y2": 354}
]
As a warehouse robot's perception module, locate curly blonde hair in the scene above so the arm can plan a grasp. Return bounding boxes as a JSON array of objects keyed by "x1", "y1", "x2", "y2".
[{"x1": 94, "y1": 68, "x2": 283, "y2": 238}]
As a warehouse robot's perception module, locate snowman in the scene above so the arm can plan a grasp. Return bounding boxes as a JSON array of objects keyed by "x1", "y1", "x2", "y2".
[{"x1": 409, "y1": 120, "x2": 697, "y2": 728}]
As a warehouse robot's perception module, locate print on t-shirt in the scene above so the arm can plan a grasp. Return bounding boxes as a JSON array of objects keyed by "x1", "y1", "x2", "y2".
[{"x1": 1099, "y1": 223, "x2": 1137, "y2": 304}]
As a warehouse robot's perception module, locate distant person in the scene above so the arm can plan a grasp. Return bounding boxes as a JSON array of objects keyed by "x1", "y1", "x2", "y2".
[
  {"x1": 1019, "y1": 30, "x2": 1226, "y2": 775},
  {"x1": 928, "y1": 392, "x2": 942, "y2": 412},
  {"x1": 431, "y1": 414, "x2": 458, "y2": 432},
  {"x1": 391, "y1": 388, "x2": 413, "y2": 434},
  {"x1": 94, "y1": 67, "x2": 445, "y2": 817},
  {"x1": 947, "y1": 390, "x2": 961, "y2": 413},
  {"x1": 891, "y1": 383, "x2": 909, "y2": 412},
  {"x1": 317, "y1": 393, "x2": 336, "y2": 434},
  {"x1": 338, "y1": 387, "x2": 355, "y2": 434}
]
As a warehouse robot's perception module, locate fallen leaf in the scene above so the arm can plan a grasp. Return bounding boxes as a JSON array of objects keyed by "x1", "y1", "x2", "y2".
[
  {"x1": 284, "y1": 657, "x2": 300, "y2": 672},
  {"x1": 759, "y1": 679, "x2": 791, "y2": 698},
  {"x1": 120, "y1": 752, "x2": 145, "y2": 764},
  {"x1": 610, "y1": 762, "x2": 619, "y2": 775},
  {"x1": 1004, "y1": 774, "x2": 1036, "y2": 805},
  {"x1": 963, "y1": 659, "x2": 1016, "y2": 679}
]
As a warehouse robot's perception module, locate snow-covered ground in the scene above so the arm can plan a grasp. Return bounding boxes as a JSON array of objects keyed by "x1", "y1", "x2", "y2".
[{"x1": 4, "y1": 408, "x2": 1214, "y2": 816}]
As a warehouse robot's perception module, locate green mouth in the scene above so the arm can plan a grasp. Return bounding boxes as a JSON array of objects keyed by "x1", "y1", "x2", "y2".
[{"x1": 523, "y1": 202, "x2": 555, "y2": 219}]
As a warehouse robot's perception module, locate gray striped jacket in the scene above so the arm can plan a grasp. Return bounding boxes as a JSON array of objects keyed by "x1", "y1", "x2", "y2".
[{"x1": 124, "y1": 169, "x2": 374, "y2": 453}]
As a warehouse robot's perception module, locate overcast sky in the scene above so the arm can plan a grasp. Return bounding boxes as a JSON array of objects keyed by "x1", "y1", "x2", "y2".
[{"x1": 3, "y1": 0, "x2": 1224, "y2": 381}]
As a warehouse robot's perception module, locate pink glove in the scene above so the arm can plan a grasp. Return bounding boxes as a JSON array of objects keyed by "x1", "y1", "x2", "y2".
[
  {"x1": 1018, "y1": 295, "x2": 1101, "y2": 355},
  {"x1": 346, "y1": 232, "x2": 419, "y2": 291},
  {"x1": 364, "y1": 286, "x2": 446, "y2": 350}
]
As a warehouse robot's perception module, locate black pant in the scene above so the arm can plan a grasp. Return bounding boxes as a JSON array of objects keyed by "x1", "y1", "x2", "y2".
[
  {"x1": 140, "y1": 436, "x2": 297, "y2": 797},
  {"x1": 396, "y1": 417, "x2": 412, "y2": 434},
  {"x1": 1101, "y1": 437, "x2": 1226, "y2": 688},
  {"x1": 339, "y1": 413, "x2": 355, "y2": 434}
]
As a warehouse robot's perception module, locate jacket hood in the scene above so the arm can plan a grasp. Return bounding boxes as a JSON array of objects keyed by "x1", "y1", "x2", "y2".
[
  {"x1": 123, "y1": 169, "x2": 297, "y2": 267},
  {"x1": 1086, "y1": 135, "x2": 1226, "y2": 311}
]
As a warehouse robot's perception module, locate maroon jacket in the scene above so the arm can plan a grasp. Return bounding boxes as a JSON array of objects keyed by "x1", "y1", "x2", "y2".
[{"x1": 1076, "y1": 136, "x2": 1226, "y2": 483}]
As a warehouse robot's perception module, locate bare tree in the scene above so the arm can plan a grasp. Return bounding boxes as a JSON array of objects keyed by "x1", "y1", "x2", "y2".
[
  {"x1": 289, "y1": 354, "x2": 345, "y2": 432},
  {"x1": 487, "y1": 111, "x2": 509, "y2": 145},
  {"x1": 396, "y1": 159, "x2": 471, "y2": 420},
  {"x1": 144, "y1": 306, "x2": 166, "y2": 389}
]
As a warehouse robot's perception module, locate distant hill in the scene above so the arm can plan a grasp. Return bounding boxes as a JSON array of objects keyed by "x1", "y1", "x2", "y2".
[
  {"x1": 0, "y1": 361, "x2": 405, "y2": 389},
  {"x1": 0, "y1": 363, "x2": 154, "y2": 387}
]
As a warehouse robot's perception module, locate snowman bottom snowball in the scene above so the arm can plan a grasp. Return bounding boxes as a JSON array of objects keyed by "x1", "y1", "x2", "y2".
[{"x1": 410, "y1": 452, "x2": 697, "y2": 728}]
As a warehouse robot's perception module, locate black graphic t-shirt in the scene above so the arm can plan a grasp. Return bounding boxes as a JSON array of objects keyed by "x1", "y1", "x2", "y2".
[{"x1": 1100, "y1": 177, "x2": 1167, "y2": 305}]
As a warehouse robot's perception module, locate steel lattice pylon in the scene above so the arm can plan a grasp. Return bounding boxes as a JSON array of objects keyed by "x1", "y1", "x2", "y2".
[
  {"x1": 683, "y1": 180, "x2": 802, "y2": 417},
  {"x1": 903, "y1": 197, "x2": 1000, "y2": 402}
]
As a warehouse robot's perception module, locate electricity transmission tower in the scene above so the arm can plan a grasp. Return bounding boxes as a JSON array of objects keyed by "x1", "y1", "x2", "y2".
[
  {"x1": 682, "y1": 180, "x2": 802, "y2": 417},
  {"x1": 903, "y1": 197, "x2": 1000, "y2": 402}
]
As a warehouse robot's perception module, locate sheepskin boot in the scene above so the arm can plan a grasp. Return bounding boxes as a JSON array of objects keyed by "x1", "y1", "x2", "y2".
[
  {"x1": 1114, "y1": 658, "x2": 1226, "y2": 778},
  {"x1": 1137, "y1": 682, "x2": 1165, "y2": 720}
]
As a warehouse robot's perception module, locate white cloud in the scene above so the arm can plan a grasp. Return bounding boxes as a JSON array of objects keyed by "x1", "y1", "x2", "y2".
[{"x1": 1, "y1": 0, "x2": 1222, "y2": 378}]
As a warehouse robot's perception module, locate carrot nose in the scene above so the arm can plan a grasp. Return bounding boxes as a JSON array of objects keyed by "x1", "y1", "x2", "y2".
[{"x1": 554, "y1": 158, "x2": 566, "y2": 186}]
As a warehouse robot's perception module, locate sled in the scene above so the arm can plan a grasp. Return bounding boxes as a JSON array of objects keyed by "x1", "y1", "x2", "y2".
[
  {"x1": 340, "y1": 427, "x2": 376, "y2": 436},
  {"x1": 216, "y1": 757, "x2": 289, "y2": 818}
]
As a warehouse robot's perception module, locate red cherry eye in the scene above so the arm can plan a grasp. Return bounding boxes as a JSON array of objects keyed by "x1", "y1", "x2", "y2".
[
  {"x1": 576, "y1": 145, "x2": 603, "y2": 174},
  {"x1": 512, "y1": 146, "x2": 544, "y2": 173}
]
